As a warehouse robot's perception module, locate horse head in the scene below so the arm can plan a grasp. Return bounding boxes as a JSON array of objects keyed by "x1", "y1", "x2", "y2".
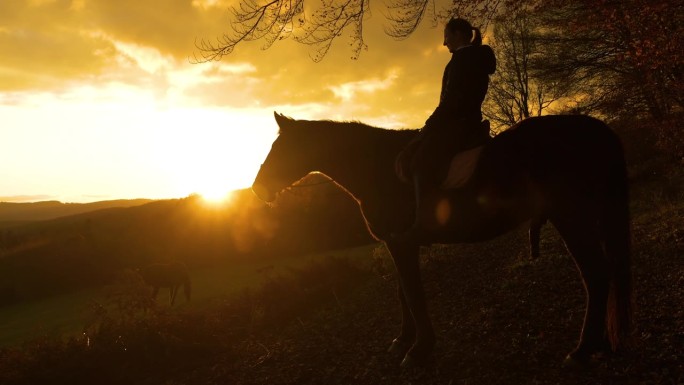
[{"x1": 252, "y1": 112, "x2": 314, "y2": 202}]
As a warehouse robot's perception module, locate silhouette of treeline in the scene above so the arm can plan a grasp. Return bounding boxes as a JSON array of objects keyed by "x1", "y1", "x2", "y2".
[{"x1": 0, "y1": 178, "x2": 374, "y2": 306}]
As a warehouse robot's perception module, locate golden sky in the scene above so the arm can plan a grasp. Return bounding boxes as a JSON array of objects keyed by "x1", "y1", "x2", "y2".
[{"x1": 0, "y1": 0, "x2": 449, "y2": 203}]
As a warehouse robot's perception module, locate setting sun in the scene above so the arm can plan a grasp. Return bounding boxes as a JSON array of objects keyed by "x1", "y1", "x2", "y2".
[
  {"x1": 1, "y1": 96, "x2": 277, "y2": 202},
  {"x1": 197, "y1": 189, "x2": 236, "y2": 205},
  {"x1": 148, "y1": 108, "x2": 277, "y2": 202}
]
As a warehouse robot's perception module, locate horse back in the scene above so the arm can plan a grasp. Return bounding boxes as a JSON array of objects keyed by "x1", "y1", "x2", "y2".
[
  {"x1": 446, "y1": 115, "x2": 625, "y2": 241},
  {"x1": 479, "y1": 115, "x2": 622, "y2": 184}
]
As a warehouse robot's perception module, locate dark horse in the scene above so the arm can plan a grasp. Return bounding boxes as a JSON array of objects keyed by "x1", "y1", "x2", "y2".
[
  {"x1": 252, "y1": 112, "x2": 632, "y2": 368},
  {"x1": 139, "y1": 262, "x2": 191, "y2": 306}
]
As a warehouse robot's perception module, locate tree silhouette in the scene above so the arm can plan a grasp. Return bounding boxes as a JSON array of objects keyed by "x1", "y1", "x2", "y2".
[
  {"x1": 483, "y1": 9, "x2": 564, "y2": 132},
  {"x1": 530, "y1": 0, "x2": 683, "y2": 120},
  {"x1": 193, "y1": 0, "x2": 509, "y2": 62}
]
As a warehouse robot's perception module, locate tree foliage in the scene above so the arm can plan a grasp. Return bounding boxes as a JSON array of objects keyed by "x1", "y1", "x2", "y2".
[
  {"x1": 531, "y1": 0, "x2": 683, "y2": 120},
  {"x1": 483, "y1": 10, "x2": 564, "y2": 132},
  {"x1": 524, "y1": 0, "x2": 683, "y2": 157}
]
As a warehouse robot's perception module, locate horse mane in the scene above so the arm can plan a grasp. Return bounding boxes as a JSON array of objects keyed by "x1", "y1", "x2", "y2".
[{"x1": 277, "y1": 115, "x2": 417, "y2": 147}]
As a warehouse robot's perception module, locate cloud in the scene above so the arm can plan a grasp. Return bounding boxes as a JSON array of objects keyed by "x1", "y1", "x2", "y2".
[
  {"x1": 0, "y1": 195, "x2": 55, "y2": 203},
  {"x1": 0, "y1": 0, "x2": 452, "y2": 126},
  {"x1": 0, "y1": 2, "x2": 114, "y2": 91},
  {"x1": 330, "y1": 69, "x2": 400, "y2": 101},
  {"x1": 0, "y1": 0, "x2": 218, "y2": 91}
]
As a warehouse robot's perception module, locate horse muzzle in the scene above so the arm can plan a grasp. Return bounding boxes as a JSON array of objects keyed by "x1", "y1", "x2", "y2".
[{"x1": 252, "y1": 182, "x2": 276, "y2": 203}]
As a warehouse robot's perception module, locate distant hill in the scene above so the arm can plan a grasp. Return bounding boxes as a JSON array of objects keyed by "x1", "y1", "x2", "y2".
[
  {"x1": 0, "y1": 185, "x2": 374, "y2": 304},
  {"x1": 0, "y1": 199, "x2": 153, "y2": 222}
]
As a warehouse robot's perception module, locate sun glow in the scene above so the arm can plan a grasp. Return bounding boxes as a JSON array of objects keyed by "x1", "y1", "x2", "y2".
[
  {"x1": 0, "y1": 89, "x2": 278, "y2": 202},
  {"x1": 0, "y1": 22, "x2": 286, "y2": 204},
  {"x1": 198, "y1": 189, "x2": 236, "y2": 205},
  {"x1": 145, "y1": 107, "x2": 277, "y2": 202}
]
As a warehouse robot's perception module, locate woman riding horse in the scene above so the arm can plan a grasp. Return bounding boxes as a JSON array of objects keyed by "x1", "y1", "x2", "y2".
[
  {"x1": 394, "y1": 18, "x2": 496, "y2": 243},
  {"x1": 253, "y1": 112, "x2": 632, "y2": 369},
  {"x1": 252, "y1": 17, "x2": 632, "y2": 370}
]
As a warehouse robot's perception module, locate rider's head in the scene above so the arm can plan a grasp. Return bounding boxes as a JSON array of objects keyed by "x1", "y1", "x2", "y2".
[{"x1": 444, "y1": 18, "x2": 482, "y2": 53}]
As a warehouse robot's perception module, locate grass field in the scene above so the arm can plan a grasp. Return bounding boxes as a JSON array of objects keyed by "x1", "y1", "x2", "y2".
[{"x1": 0, "y1": 244, "x2": 378, "y2": 348}]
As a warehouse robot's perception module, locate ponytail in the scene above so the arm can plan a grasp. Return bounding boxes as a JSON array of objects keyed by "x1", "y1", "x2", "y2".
[
  {"x1": 446, "y1": 18, "x2": 482, "y2": 46},
  {"x1": 471, "y1": 26, "x2": 482, "y2": 46}
]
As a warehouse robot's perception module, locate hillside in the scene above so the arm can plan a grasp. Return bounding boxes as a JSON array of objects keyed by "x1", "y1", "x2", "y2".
[
  {"x1": 0, "y1": 199, "x2": 152, "y2": 224},
  {"x1": 0, "y1": 184, "x2": 374, "y2": 305}
]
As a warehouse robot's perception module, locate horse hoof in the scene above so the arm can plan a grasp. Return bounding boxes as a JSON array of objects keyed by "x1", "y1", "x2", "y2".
[
  {"x1": 400, "y1": 353, "x2": 433, "y2": 369},
  {"x1": 400, "y1": 354, "x2": 417, "y2": 368},
  {"x1": 388, "y1": 339, "x2": 410, "y2": 356}
]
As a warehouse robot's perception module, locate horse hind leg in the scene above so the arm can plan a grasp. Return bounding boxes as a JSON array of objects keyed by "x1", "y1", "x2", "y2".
[
  {"x1": 552, "y1": 217, "x2": 612, "y2": 367},
  {"x1": 387, "y1": 283, "x2": 416, "y2": 357}
]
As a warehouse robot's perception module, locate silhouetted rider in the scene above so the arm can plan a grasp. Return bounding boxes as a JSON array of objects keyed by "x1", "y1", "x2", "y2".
[{"x1": 394, "y1": 17, "x2": 496, "y2": 241}]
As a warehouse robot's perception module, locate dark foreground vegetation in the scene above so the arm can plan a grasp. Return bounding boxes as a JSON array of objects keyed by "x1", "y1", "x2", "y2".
[{"x1": 0, "y1": 130, "x2": 682, "y2": 384}]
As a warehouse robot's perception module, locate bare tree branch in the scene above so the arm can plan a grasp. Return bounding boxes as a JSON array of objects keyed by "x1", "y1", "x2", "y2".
[
  {"x1": 484, "y1": 9, "x2": 562, "y2": 132},
  {"x1": 296, "y1": 0, "x2": 371, "y2": 61},
  {"x1": 383, "y1": 0, "x2": 434, "y2": 39},
  {"x1": 194, "y1": 0, "x2": 509, "y2": 62},
  {"x1": 192, "y1": 0, "x2": 305, "y2": 63}
]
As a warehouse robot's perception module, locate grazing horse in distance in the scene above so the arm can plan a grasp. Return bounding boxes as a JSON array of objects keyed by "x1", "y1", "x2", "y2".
[
  {"x1": 139, "y1": 262, "x2": 191, "y2": 306},
  {"x1": 252, "y1": 112, "x2": 632, "y2": 368}
]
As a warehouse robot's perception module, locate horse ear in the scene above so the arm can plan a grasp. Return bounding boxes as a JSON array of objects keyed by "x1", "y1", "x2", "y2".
[{"x1": 274, "y1": 111, "x2": 292, "y2": 130}]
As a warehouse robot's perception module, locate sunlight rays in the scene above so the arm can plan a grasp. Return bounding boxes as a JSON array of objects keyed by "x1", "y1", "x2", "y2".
[
  {"x1": 1, "y1": 89, "x2": 277, "y2": 202},
  {"x1": 148, "y1": 107, "x2": 277, "y2": 200}
]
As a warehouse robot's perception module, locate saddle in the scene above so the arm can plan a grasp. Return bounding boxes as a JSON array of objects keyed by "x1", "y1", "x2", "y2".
[
  {"x1": 395, "y1": 120, "x2": 491, "y2": 187},
  {"x1": 440, "y1": 119, "x2": 490, "y2": 189}
]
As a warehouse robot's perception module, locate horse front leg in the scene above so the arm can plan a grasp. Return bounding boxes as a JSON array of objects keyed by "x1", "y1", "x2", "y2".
[
  {"x1": 386, "y1": 241, "x2": 435, "y2": 367},
  {"x1": 387, "y1": 283, "x2": 416, "y2": 357}
]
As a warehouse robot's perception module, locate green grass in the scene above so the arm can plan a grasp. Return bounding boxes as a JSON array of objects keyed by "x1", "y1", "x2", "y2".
[
  {"x1": 0, "y1": 243, "x2": 379, "y2": 348},
  {"x1": 0, "y1": 289, "x2": 98, "y2": 347}
]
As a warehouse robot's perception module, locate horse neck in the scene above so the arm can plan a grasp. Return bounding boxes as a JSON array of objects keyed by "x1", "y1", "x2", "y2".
[{"x1": 307, "y1": 123, "x2": 404, "y2": 203}]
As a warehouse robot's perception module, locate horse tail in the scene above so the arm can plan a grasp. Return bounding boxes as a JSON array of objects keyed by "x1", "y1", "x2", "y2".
[
  {"x1": 183, "y1": 274, "x2": 192, "y2": 301},
  {"x1": 603, "y1": 135, "x2": 633, "y2": 351}
]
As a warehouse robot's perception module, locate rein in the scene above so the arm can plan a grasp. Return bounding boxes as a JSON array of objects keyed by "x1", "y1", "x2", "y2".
[
  {"x1": 288, "y1": 179, "x2": 335, "y2": 189},
  {"x1": 281, "y1": 178, "x2": 339, "y2": 197}
]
